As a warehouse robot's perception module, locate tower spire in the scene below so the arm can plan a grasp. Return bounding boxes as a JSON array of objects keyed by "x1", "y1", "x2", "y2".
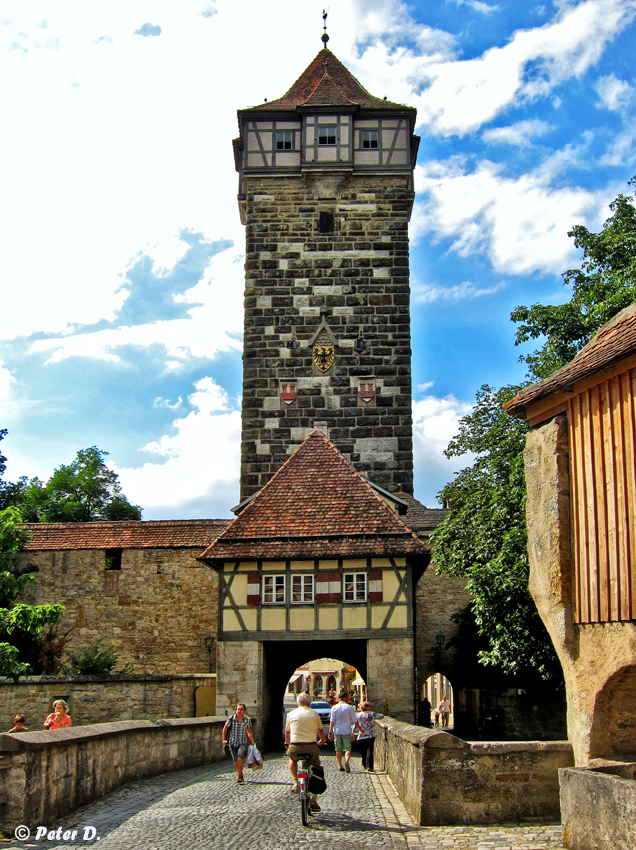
[{"x1": 321, "y1": 9, "x2": 329, "y2": 49}]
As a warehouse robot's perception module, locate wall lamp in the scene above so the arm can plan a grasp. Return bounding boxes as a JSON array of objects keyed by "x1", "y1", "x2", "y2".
[{"x1": 204, "y1": 635, "x2": 215, "y2": 672}]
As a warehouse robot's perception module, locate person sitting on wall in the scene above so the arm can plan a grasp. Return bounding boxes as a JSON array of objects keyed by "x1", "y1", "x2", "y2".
[
  {"x1": 222, "y1": 703, "x2": 255, "y2": 784},
  {"x1": 7, "y1": 713, "x2": 28, "y2": 732},
  {"x1": 284, "y1": 692, "x2": 326, "y2": 812},
  {"x1": 43, "y1": 700, "x2": 72, "y2": 730}
]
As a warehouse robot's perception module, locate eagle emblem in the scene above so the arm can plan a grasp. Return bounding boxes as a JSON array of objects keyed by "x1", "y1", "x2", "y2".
[{"x1": 312, "y1": 344, "x2": 335, "y2": 373}]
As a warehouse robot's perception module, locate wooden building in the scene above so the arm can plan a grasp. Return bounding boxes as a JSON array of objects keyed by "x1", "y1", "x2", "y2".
[{"x1": 506, "y1": 302, "x2": 636, "y2": 764}]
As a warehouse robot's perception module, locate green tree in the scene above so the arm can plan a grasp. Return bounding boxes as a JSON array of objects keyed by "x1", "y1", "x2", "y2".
[
  {"x1": 431, "y1": 386, "x2": 561, "y2": 680},
  {"x1": 433, "y1": 176, "x2": 636, "y2": 681},
  {"x1": 511, "y1": 176, "x2": 636, "y2": 380},
  {"x1": 0, "y1": 506, "x2": 65, "y2": 681},
  {"x1": 15, "y1": 447, "x2": 141, "y2": 522}
]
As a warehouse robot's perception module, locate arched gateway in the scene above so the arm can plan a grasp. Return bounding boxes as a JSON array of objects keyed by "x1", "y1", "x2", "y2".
[
  {"x1": 200, "y1": 37, "x2": 429, "y2": 745},
  {"x1": 199, "y1": 431, "x2": 429, "y2": 746}
]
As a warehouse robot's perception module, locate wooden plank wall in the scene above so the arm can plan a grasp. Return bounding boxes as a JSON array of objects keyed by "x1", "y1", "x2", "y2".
[{"x1": 569, "y1": 366, "x2": 636, "y2": 623}]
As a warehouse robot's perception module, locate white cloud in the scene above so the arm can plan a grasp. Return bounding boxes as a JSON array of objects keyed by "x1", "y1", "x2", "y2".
[
  {"x1": 27, "y1": 242, "x2": 244, "y2": 366},
  {"x1": 412, "y1": 392, "x2": 474, "y2": 506},
  {"x1": 116, "y1": 377, "x2": 241, "y2": 515},
  {"x1": 0, "y1": 360, "x2": 15, "y2": 401},
  {"x1": 413, "y1": 159, "x2": 611, "y2": 276},
  {"x1": 412, "y1": 279, "x2": 507, "y2": 303},
  {"x1": 594, "y1": 73, "x2": 633, "y2": 110},
  {"x1": 482, "y1": 119, "x2": 552, "y2": 146},
  {"x1": 412, "y1": 0, "x2": 636, "y2": 136}
]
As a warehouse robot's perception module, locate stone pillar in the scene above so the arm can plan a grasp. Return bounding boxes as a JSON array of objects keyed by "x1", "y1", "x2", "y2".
[
  {"x1": 367, "y1": 636, "x2": 414, "y2": 721},
  {"x1": 216, "y1": 640, "x2": 261, "y2": 722}
]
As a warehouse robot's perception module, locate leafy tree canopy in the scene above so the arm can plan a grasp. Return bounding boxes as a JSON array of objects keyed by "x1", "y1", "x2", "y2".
[
  {"x1": 433, "y1": 176, "x2": 636, "y2": 682},
  {"x1": 0, "y1": 506, "x2": 64, "y2": 681},
  {"x1": 431, "y1": 386, "x2": 562, "y2": 681},
  {"x1": 11, "y1": 446, "x2": 141, "y2": 523},
  {"x1": 511, "y1": 176, "x2": 636, "y2": 380}
]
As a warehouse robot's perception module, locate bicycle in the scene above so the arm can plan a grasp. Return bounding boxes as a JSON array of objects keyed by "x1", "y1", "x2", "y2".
[{"x1": 296, "y1": 752, "x2": 314, "y2": 827}]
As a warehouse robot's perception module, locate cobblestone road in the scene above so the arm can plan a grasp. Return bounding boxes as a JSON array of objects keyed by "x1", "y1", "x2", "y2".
[{"x1": 1, "y1": 752, "x2": 564, "y2": 850}]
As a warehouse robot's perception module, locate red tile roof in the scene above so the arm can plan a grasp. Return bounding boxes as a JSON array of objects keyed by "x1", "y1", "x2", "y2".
[
  {"x1": 394, "y1": 493, "x2": 447, "y2": 537},
  {"x1": 505, "y1": 301, "x2": 636, "y2": 418},
  {"x1": 200, "y1": 431, "x2": 429, "y2": 562},
  {"x1": 241, "y1": 49, "x2": 414, "y2": 114},
  {"x1": 21, "y1": 520, "x2": 230, "y2": 551}
]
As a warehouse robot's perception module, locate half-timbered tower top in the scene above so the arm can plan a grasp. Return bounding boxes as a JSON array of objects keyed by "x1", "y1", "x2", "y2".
[{"x1": 232, "y1": 47, "x2": 420, "y2": 223}]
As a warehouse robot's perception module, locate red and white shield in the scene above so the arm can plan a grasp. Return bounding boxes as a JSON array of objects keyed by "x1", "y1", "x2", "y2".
[
  {"x1": 280, "y1": 382, "x2": 297, "y2": 404},
  {"x1": 359, "y1": 380, "x2": 376, "y2": 402}
]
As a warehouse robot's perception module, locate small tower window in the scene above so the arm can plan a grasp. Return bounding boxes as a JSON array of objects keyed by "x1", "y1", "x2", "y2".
[
  {"x1": 276, "y1": 130, "x2": 293, "y2": 150},
  {"x1": 318, "y1": 211, "x2": 334, "y2": 233},
  {"x1": 361, "y1": 130, "x2": 378, "y2": 149},
  {"x1": 318, "y1": 127, "x2": 337, "y2": 145}
]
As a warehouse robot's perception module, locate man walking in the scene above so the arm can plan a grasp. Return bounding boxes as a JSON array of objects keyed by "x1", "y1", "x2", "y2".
[
  {"x1": 285, "y1": 692, "x2": 326, "y2": 812},
  {"x1": 222, "y1": 703, "x2": 255, "y2": 783},
  {"x1": 439, "y1": 694, "x2": 451, "y2": 728},
  {"x1": 328, "y1": 691, "x2": 361, "y2": 773}
]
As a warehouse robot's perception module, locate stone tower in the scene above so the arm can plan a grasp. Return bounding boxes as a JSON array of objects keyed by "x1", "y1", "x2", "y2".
[{"x1": 233, "y1": 45, "x2": 419, "y2": 502}]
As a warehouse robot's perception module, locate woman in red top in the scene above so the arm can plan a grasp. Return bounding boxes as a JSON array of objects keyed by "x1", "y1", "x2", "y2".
[{"x1": 43, "y1": 699, "x2": 72, "y2": 729}]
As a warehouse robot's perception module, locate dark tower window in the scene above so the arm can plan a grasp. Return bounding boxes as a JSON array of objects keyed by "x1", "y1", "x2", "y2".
[
  {"x1": 319, "y1": 211, "x2": 334, "y2": 233},
  {"x1": 362, "y1": 130, "x2": 378, "y2": 149},
  {"x1": 276, "y1": 130, "x2": 293, "y2": 150},
  {"x1": 318, "y1": 127, "x2": 337, "y2": 145},
  {"x1": 105, "y1": 548, "x2": 122, "y2": 571}
]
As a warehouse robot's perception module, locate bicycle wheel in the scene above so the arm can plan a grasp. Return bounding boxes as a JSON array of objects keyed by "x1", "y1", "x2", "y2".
[{"x1": 301, "y1": 792, "x2": 310, "y2": 827}]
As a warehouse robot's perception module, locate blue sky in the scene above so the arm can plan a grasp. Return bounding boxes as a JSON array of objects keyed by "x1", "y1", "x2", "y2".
[{"x1": 1, "y1": 0, "x2": 635, "y2": 518}]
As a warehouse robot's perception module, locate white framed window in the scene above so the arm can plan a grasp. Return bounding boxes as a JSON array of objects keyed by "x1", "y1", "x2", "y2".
[
  {"x1": 318, "y1": 127, "x2": 337, "y2": 145},
  {"x1": 263, "y1": 574, "x2": 286, "y2": 604},
  {"x1": 276, "y1": 130, "x2": 293, "y2": 150},
  {"x1": 292, "y1": 574, "x2": 314, "y2": 604},
  {"x1": 343, "y1": 572, "x2": 367, "y2": 602},
  {"x1": 361, "y1": 130, "x2": 378, "y2": 149}
]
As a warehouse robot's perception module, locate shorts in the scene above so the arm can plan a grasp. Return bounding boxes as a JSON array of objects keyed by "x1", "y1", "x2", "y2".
[
  {"x1": 334, "y1": 734, "x2": 352, "y2": 753},
  {"x1": 230, "y1": 742, "x2": 248, "y2": 761},
  {"x1": 287, "y1": 742, "x2": 321, "y2": 768}
]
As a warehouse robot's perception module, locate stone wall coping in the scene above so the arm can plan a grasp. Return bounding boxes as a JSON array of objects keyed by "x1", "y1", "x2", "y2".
[
  {"x1": 0, "y1": 673, "x2": 216, "y2": 686},
  {"x1": 0, "y1": 717, "x2": 227, "y2": 752},
  {"x1": 375, "y1": 717, "x2": 469, "y2": 750},
  {"x1": 469, "y1": 740, "x2": 573, "y2": 755},
  {"x1": 560, "y1": 765, "x2": 636, "y2": 785}
]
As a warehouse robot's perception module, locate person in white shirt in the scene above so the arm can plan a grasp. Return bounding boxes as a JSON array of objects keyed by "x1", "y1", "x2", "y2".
[
  {"x1": 285, "y1": 692, "x2": 326, "y2": 812},
  {"x1": 439, "y1": 695, "x2": 451, "y2": 728},
  {"x1": 328, "y1": 691, "x2": 361, "y2": 773}
]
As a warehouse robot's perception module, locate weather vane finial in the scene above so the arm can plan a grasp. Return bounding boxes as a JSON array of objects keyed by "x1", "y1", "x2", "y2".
[{"x1": 321, "y1": 10, "x2": 329, "y2": 49}]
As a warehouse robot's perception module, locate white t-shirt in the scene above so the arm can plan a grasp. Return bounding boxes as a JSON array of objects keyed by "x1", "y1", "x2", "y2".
[{"x1": 286, "y1": 706, "x2": 323, "y2": 743}]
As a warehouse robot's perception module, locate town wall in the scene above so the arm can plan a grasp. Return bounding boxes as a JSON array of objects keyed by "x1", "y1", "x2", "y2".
[
  {"x1": 0, "y1": 674, "x2": 216, "y2": 732},
  {"x1": 20, "y1": 547, "x2": 218, "y2": 675}
]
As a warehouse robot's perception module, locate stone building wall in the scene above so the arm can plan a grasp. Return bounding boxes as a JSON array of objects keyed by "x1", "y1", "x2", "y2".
[
  {"x1": 0, "y1": 674, "x2": 216, "y2": 731},
  {"x1": 414, "y1": 567, "x2": 469, "y2": 687},
  {"x1": 20, "y1": 547, "x2": 218, "y2": 675},
  {"x1": 241, "y1": 172, "x2": 414, "y2": 500}
]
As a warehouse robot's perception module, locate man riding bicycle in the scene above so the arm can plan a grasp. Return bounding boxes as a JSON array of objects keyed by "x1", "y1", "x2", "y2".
[{"x1": 285, "y1": 692, "x2": 326, "y2": 812}]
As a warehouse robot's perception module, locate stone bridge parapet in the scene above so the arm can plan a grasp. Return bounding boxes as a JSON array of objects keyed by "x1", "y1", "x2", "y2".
[{"x1": 373, "y1": 717, "x2": 573, "y2": 825}]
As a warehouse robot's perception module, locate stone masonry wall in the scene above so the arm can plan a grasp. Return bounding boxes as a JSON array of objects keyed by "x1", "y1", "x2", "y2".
[
  {"x1": 0, "y1": 718, "x2": 228, "y2": 833},
  {"x1": 19, "y1": 547, "x2": 218, "y2": 675},
  {"x1": 0, "y1": 674, "x2": 216, "y2": 731},
  {"x1": 374, "y1": 717, "x2": 574, "y2": 826},
  {"x1": 240, "y1": 172, "x2": 414, "y2": 500},
  {"x1": 367, "y1": 636, "x2": 414, "y2": 722}
]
